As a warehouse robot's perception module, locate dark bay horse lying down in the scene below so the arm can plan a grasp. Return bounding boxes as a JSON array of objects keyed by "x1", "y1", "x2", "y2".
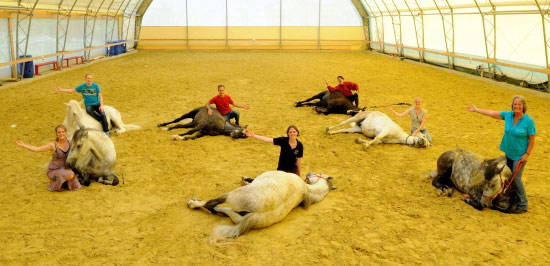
[
  {"x1": 157, "y1": 106, "x2": 247, "y2": 140},
  {"x1": 430, "y1": 149, "x2": 514, "y2": 212},
  {"x1": 295, "y1": 90, "x2": 363, "y2": 115}
]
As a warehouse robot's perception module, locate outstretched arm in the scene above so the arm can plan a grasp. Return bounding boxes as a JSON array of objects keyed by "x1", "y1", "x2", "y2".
[
  {"x1": 388, "y1": 106, "x2": 410, "y2": 118},
  {"x1": 466, "y1": 105, "x2": 502, "y2": 120},
  {"x1": 55, "y1": 86, "x2": 76, "y2": 93},
  {"x1": 232, "y1": 103, "x2": 250, "y2": 110},
  {"x1": 245, "y1": 130, "x2": 273, "y2": 143},
  {"x1": 15, "y1": 141, "x2": 55, "y2": 152}
]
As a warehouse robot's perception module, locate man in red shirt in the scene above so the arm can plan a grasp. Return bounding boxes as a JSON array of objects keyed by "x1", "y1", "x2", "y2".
[
  {"x1": 206, "y1": 84, "x2": 249, "y2": 125},
  {"x1": 326, "y1": 76, "x2": 359, "y2": 107}
]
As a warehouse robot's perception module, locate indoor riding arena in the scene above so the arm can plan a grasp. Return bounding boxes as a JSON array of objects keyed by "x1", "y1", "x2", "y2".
[{"x1": 1, "y1": 1, "x2": 550, "y2": 265}]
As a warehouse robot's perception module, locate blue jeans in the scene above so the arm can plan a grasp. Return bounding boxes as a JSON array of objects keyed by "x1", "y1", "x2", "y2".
[
  {"x1": 411, "y1": 128, "x2": 432, "y2": 143},
  {"x1": 85, "y1": 105, "x2": 109, "y2": 132},
  {"x1": 223, "y1": 110, "x2": 240, "y2": 125},
  {"x1": 506, "y1": 157, "x2": 528, "y2": 210}
]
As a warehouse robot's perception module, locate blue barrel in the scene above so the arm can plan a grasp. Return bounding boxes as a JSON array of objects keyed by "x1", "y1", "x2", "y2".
[
  {"x1": 108, "y1": 42, "x2": 117, "y2": 56},
  {"x1": 18, "y1": 55, "x2": 34, "y2": 78}
]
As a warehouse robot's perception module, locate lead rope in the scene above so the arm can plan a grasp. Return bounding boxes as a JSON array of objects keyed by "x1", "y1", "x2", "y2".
[{"x1": 483, "y1": 161, "x2": 524, "y2": 199}]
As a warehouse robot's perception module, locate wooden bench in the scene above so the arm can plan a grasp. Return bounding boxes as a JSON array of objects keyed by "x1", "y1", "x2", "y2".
[
  {"x1": 63, "y1": 56, "x2": 85, "y2": 67},
  {"x1": 34, "y1": 61, "x2": 59, "y2": 75}
]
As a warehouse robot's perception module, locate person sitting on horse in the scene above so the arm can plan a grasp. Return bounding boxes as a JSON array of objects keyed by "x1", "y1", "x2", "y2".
[
  {"x1": 325, "y1": 76, "x2": 359, "y2": 107},
  {"x1": 206, "y1": 84, "x2": 249, "y2": 125},
  {"x1": 55, "y1": 73, "x2": 110, "y2": 137}
]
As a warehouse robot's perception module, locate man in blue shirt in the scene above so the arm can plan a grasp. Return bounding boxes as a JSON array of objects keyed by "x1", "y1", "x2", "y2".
[{"x1": 55, "y1": 73, "x2": 110, "y2": 136}]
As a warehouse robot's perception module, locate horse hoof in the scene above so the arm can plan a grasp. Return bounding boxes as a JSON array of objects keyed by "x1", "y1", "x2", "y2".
[
  {"x1": 325, "y1": 127, "x2": 330, "y2": 134},
  {"x1": 192, "y1": 195, "x2": 197, "y2": 201},
  {"x1": 112, "y1": 178, "x2": 119, "y2": 186},
  {"x1": 83, "y1": 180, "x2": 91, "y2": 186},
  {"x1": 355, "y1": 138, "x2": 362, "y2": 144},
  {"x1": 157, "y1": 123, "x2": 164, "y2": 127},
  {"x1": 171, "y1": 135, "x2": 179, "y2": 140},
  {"x1": 163, "y1": 128, "x2": 169, "y2": 131}
]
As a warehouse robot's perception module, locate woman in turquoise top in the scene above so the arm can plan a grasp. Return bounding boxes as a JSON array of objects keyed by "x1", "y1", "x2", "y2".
[{"x1": 467, "y1": 96, "x2": 536, "y2": 214}]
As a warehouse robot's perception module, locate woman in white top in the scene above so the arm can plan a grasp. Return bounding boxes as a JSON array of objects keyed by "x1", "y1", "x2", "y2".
[{"x1": 388, "y1": 97, "x2": 432, "y2": 144}]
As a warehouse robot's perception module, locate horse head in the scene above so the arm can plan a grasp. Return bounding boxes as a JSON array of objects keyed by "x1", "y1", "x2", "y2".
[
  {"x1": 305, "y1": 172, "x2": 336, "y2": 190},
  {"x1": 478, "y1": 156, "x2": 512, "y2": 208},
  {"x1": 63, "y1": 100, "x2": 85, "y2": 140},
  {"x1": 229, "y1": 125, "x2": 248, "y2": 139},
  {"x1": 411, "y1": 132, "x2": 431, "y2": 148}
]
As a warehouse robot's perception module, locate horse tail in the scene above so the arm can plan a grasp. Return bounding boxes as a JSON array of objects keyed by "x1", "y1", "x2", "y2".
[
  {"x1": 123, "y1": 124, "x2": 142, "y2": 131},
  {"x1": 209, "y1": 213, "x2": 254, "y2": 244}
]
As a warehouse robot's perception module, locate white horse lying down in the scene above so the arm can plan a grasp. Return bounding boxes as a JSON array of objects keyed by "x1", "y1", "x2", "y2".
[
  {"x1": 326, "y1": 110, "x2": 431, "y2": 150},
  {"x1": 63, "y1": 100, "x2": 141, "y2": 140},
  {"x1": 187, "y1": 171, "x2": 335, "y2": 241}
]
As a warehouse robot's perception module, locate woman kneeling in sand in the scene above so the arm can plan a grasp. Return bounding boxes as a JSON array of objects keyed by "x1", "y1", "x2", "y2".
[{"x1": 15, "y1": 125, "x2": 81, "y2": 191}]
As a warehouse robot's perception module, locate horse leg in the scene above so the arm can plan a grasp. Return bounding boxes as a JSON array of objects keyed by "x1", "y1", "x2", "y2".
[
  {"x1": 327, "y1": 125, "x2": 362, "y2": 135},
  {"x1": 172, "y1": 127, "x2": 201, "y2": 140},
  {"x1": 295, "y1": 91, "x2": 326, "y2": 107},
  {"x1": 213, "y1": 207, "x2": 247, "y2": 224},
  {"x1": 157, "y1": 108, "x2": 199, "y2": 127},
  {"x1": 357, "y1": 129, "x2": 390, "y2": 150},
  {"x1": 78, "y1": 172, "x2": 91, "y2": 187},
  {"x1": 98, "y1": 174, "x2": 119, "y2": 186},
  {"x1": 188, "y1": 194, "x2": 229, "y2": 216},
  {"x1": 166, "y1": 121, "x2": 194, "y2": 131},
  {"x1": 326, "y1": 114, "x2": 367, "y2": 134}
]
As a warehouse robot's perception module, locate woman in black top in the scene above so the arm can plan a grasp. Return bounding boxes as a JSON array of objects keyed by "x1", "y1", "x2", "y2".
[{"x1": 246, "y1": 125, "x2": 303, "y2": 176}]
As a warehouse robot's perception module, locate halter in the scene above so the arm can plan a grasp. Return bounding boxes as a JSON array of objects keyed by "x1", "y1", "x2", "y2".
[
  {"x1": 305, "y1": 173, "x2": 328, "y2": 185},
  {"x1": 405, "y1": 135, "x2": 413, "y2": 146},
  {"x1": 482, "y1": 161, "x2": 523, "y2": 199}
]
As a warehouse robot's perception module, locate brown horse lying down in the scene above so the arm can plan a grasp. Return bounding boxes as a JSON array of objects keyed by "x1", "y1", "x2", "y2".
[
  {"x1": 295, "y1": 90, "x2": 362, "y2": 115},
  {"x1": 157, "y1": 106, "x2": 247, "y2": 140},
  {"x1": 430, "y1": 149, "x2": 515, "y2": 212},
  {"x1": 187, "y1": 171, "x2": 335, "y2": 243}
]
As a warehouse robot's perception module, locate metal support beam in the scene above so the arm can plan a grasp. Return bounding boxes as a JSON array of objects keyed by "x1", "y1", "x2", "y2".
[
  {"x1": 433, "y1": 0, "x2": 455, "y2": 69},
  {"x1": 474, "y1": 0, "x2": 497, "y2": 79},
  {"x1": 403, "y1": 0, "x2": 425, "y2": 62},
  {"x1": 226, "y1": 0, "x2": 228, "y2": 49},
  {"x1": 280, "y1": 0, "x2": 282, "y2": 49},
  {"x1": 318, "y1": 0, "x2": 321, "y2": 49},
  {"x1": 134, "y1": 0, "x2": 153, "y2": 48},
  {"x1": 105, "y1": 0, "x2": 127, "y2": 49},
  {"x1": 380, "y1": 0, "x2": 402, "y2": 56},
  {"x1": 535, "y1": 0, "x2": 550, "y2": 88},
  {"x1": 122, "y1": 0, "x2": 143, "y2": 42},
  {"x1": 8, "y1": 16, "x2": 17, "y2": 78},
  {"x1": 84, "y1": 0, "x2": 106, "y2": 62},
  {"x1": 56, "y1": 0, "x2": 79, "y2": 69},
  {"x1": 364, "y1": 0, "x2": 384, "y2": 53},
  {"x1": 15, "y1": 0, "x2": 40, "y2": 79},
  {"x1": 350, "y1": 0, "x2": 370, "y2": 50}
]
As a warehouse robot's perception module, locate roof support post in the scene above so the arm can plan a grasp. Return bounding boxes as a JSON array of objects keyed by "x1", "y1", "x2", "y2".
[
  {"x1": 134, "y1": 0, "x2": 153, "y2": 48},
  {"x1": 318, "y1": 0, "x2": 321, "y2": 50},
  {"x1": 226, "y1": 0, "x2": 228, "y2": 49},
  {"x1": 56, "y1": 0, "x2": 79, "y2": 69},
  {"x1": 364, "y1": 0, "x2": 384, "y2": 53},
  {"x1": 279, "y1": 0, "x2": 282, "y2": 49},
  {"x1": 380, "y1": 0, "x2": 402, "y2": 56},
  {"x1": 105, "y1": 0, "x2": 127, "y2": 49},
  {"x1": 186, "y1": 0, "x2": 189, "y2": 48},
  {"x1": 350, "y1": 0, "x2": 370, "y2": 50},
  {"x1": 474, "y1": 0, "x2": 496, "y2": 79},
  {"x1": 404, "y1": 0, "x2": 424, "y2": 62},
  {"x1": 122, "y1": 0, "x2": 143, "y2": 42},
  {"x1": 84, "y1": 0, "x2": 106, "y2": 62},
  {"x1": 433, "y1": 0, "x2": 454, "y2": 69},
  {"x1": 535, "y1": 0, "x2": 550, "y2": 89},
  {"x1": 15, "y1": 0, "x2": 39, "y2": 79}
]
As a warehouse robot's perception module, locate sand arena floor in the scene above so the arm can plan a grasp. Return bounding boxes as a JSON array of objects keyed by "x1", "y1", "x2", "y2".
[{"x1": 1, "y1": 50, "x2": 549, "y2": 265}]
